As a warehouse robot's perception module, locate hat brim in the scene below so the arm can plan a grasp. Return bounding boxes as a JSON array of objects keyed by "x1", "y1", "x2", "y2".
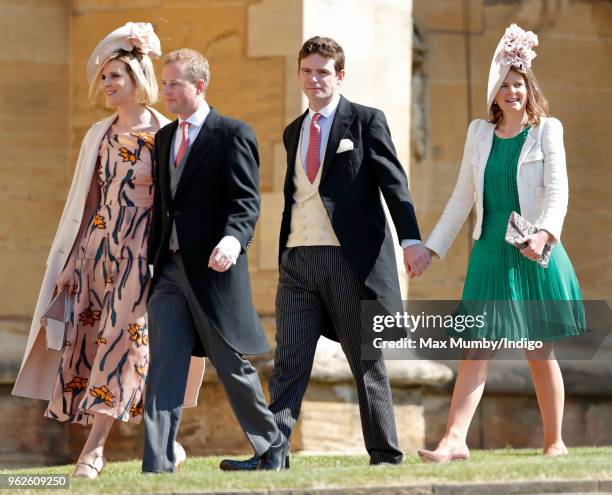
[{"x1": 487, "y1": 37, "x2": 512, "y2": 113}]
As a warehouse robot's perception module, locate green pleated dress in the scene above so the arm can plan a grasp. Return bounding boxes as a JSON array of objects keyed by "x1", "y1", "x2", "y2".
[{"x1": 452, "y1": 126, "x2": 585, "y2": 341}]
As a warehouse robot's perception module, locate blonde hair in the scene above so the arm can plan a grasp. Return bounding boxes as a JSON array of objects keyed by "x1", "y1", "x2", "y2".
[
  {"x1": 163, "y1": 48, "x2": 210, "y2": 88},
  {"x1": 88, "y1": 50, "x2": 158, "y2": 105},
  {"x1": 489, "y1": 68, "x2": 549, "y2": 127}
]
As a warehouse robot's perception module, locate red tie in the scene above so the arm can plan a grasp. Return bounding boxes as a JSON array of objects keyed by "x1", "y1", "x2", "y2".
[
  {"x1": 306, "y1": 113, "x2": 322, "y2": 183},
  {"x1": 175, "y1": 121, "x2": 190, "y2": 167}
]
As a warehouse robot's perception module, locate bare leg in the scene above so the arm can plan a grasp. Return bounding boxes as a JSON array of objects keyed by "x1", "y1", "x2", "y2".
[
  {"x1": 436, "y1": 355, "x2": 491, "y2": 452},
  {"x1": 418, "y1": 348, "x2": 495, "y2": 464},
  {"x1": 73, "y1": 413, "x2": 114, "y2": 477},
  {"x1": 525, "y1": 344, "x2": 568, "y2": 455}
]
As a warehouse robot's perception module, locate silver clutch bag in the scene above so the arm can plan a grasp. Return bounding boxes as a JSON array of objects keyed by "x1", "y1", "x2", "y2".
[
  {"x1": 504, "y1": 211, "x2": 552, "y2": 269},
  {"x1": 39, "y1": 287, "x2": 73, "y2": 351}
]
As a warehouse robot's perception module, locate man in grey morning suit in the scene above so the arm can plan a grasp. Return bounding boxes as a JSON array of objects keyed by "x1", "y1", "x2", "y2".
[
  {"x1": 220, "y1": 37, "x2": 430, "y2": 470},
  {"x1": 143, "y1": 48, "x2": 288, "y2": 473}
]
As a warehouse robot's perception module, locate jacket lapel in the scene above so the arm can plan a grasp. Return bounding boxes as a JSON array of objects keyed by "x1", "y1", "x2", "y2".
[
  {"x1": 516, "y1": 126, "x2": 537, "y2": 173},
  {"x1": 477, "y1": 121, "x2": 496, "y2": 168},
  {"x1": 156, "y1": 121, "x2": 176, "y2": 205},
  {"x1": 474, "y1": 121, "x2": 495, "y2": 199},
  {"x1": 320, "y1": 95, "x2": 355, "y2": 182},
  {"x1": 174, "y1": 108, "x2": 221, "y2": 200},
  {"x1": 283, "y1": 111, "x2": 307, "y2": 198}
]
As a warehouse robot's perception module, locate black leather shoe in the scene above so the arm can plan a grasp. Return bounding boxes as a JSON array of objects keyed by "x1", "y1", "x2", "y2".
[
  {"x1": 257, "y1": 438, "x2": 290, "y2": 471},
  {"x1": 369, "y1": 458, "x2": 402, "y2": 466},
  {"x1": 219, "y1": 455, "x2": 260, "y2": 471},
  {"x1": 220, "y1": 454, "x2": 290, "y2": 471}
]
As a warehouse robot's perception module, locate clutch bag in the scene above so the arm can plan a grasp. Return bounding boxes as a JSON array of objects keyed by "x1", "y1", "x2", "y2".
[
  {"x1": 40, "y1": 287, "x2": 73, "y2": 351},
  {"x1": 504, "y1": 211, "x2": 552, "y2": 268}
]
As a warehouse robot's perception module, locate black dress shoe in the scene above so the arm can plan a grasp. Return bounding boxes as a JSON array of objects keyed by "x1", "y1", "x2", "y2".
[
  {"x1": 369, "y1": 459, "x2": 402, "y2": 466},
  {"x1": 219, "y1": 455, "x2": 260, "y2": 471},
  {"x1": 257, "y1": 438, "x2": 290, "y2": 471},
  {"x1": 220, "y1": 453, "x2": 290, "y2": 471}
]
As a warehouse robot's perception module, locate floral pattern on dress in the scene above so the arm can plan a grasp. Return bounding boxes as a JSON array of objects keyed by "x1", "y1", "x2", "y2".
[{"x1": 45, "y1": 130, "x2": 155, "y2": 425}]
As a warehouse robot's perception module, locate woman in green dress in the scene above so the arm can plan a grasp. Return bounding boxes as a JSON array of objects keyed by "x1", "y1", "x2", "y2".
[{"x1": 419, "y1": 24, "x2": 584, "y2": 462}]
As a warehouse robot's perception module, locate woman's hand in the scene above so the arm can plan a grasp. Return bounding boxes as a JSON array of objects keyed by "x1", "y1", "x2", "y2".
[
  {"x1": 403, "y1": 244, "x2": 432, "y2": 278},
  {"x1": 517, "y1": 230, "x2": 551, "y2": 261},
  {"x1": 55, "y1": 258, "x2": 77, "y2": 295}
]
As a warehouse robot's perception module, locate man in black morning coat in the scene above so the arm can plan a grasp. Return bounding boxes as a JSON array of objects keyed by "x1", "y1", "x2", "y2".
[
  {"x1": 143, "y1": 48, "x2": 288, "y2": 473},
  {"x1": 221, "y1": 36, "x2": 430, "y2": 470}
]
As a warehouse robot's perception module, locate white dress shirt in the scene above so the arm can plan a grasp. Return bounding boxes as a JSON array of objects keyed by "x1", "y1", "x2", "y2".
[{"x1": 172, "y1": 100, "x2": 210, "y2": 160}]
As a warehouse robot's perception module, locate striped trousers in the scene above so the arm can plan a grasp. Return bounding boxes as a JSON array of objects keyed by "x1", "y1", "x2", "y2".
[
  {"x1": 269, "y1": 246, "x2": 403, "y2": 464},
  {"x1": 143, "y1": 253, "x2": 279, "y2": 472}
]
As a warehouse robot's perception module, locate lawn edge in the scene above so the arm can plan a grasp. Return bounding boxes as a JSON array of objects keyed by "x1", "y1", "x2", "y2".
[{"x1": 126, "y1": 478, "x2": 612, "y2": 495}]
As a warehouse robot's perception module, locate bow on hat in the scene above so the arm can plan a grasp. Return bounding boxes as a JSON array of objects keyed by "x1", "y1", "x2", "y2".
[
  {"x1": 87, "y1": 22, "x2": 161, "y2": 83},
  {"x1": 487, "y1": 23, "x2": 538, "y2": 112}
]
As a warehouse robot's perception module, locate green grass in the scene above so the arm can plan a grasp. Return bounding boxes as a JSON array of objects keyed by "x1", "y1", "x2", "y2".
[{"x1": 1, "y1": 447, "x2": 611, "y2": 494}]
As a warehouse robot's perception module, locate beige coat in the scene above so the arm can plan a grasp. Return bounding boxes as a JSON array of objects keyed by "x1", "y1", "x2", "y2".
[
  {"x1": 426, "y1": 117, "x2": 569, "y2": 258},
  {"x1": 12, "y1": 108, "x2": 205, "y2": 407}
]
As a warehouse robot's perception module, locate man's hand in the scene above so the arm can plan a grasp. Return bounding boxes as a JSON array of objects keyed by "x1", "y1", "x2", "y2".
[
  {"x1": 517, "y1": 230, "x2": 551, "y2": 261},
  {"x1": 208, "y1": 236, "x2": 241, "y2": 272},
  {"x1": 403, "y1": 244, "x2": 432, "y2": 278}
]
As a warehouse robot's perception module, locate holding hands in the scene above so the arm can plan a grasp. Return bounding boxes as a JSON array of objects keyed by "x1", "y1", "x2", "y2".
[{"x1": 403, "y1": 244, "x2": 434, "y2": 278}]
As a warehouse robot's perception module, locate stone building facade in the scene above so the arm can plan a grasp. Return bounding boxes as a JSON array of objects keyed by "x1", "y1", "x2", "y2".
[{"x1": 1, "y1": 0, "x2": 610, "y2": 467}]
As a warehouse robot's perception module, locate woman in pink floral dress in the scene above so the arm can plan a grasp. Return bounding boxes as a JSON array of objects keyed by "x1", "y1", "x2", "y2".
[{"x1": 44, "y1": 23, "x2": 166, "y2": 477}]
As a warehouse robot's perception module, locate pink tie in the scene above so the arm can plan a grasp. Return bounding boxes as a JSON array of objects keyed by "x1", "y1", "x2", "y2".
[
  {"x1": 175, "y1": 121, "x2": 190, "y2": 167},
  {"x1": 306, "y1": 113, "x2": 322, "y2": 183}
]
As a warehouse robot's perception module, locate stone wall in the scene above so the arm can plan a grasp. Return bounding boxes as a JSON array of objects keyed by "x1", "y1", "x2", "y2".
[
  {"x1": 0, "y1": 0, "x2": 70, "y2": 382},
  {"x1": 0, "y1": 0, "x2": 71, "y2": 468}
]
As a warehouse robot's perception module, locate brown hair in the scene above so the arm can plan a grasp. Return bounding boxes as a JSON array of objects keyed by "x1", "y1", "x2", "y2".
[
  {"x1": 163, "y1": 48, "x2": 211, "y2": 88},
  {"x1": 489, "y1": 68, "x2": 549, "y2": 126},
  {"x1": 298, "y1": 36, "x2": 345, "y2": 73}
]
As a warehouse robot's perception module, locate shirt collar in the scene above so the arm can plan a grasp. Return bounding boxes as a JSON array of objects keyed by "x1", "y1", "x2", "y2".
[
  {"x1": 178, "y1": 100, "x2": 210, "y2": 128},
  {"x1": 307, "y1": 93, "x2": 341, "y2": 121}
]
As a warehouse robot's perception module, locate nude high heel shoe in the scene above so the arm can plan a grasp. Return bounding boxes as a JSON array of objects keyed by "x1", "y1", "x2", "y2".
[
  {"x1": 544, "y1": 444, "x2": 568, "y2": 456},
  {"x1": 72, "y1": 455, "x2": 107, "y2": 478}
]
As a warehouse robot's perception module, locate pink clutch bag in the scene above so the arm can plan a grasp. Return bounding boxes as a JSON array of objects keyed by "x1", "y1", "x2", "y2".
[
  {"x1": 39, "y1": 287, "x2": 73, "y2": 351},
  {"x1": 504, "y1": 211, "x2": 552, "y2": 269}
]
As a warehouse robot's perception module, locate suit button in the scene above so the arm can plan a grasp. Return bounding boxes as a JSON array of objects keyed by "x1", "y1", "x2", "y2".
[{"x1": 166, "y1": 212, "x2": 170, "y2": 217}]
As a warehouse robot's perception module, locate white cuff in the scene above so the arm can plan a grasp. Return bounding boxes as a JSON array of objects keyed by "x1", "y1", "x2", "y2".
[
  {"x1": 401, "y1": 239, "x2": 422, "y2": 249},
  {"x1": 216, "y1": 235, "x2": 241, "y2": 264}
]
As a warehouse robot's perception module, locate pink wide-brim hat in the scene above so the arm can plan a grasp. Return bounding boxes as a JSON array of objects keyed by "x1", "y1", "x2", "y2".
[
  {"x1": 487, "y1": 23, "x2": 539, "y2": 112},
  {"x1": 86, "y1": 22, "x2": 161, "y2": 83}
]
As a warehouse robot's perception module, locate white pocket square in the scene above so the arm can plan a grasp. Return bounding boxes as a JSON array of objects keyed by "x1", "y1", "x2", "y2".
[{"x1": 336, "y1": 138, "x2": 354, "y2": 154}]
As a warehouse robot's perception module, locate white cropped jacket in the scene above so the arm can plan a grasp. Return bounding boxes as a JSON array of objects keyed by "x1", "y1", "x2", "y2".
[{"x1": 426, "y1": 117, "x2": 569, "y2": 258}]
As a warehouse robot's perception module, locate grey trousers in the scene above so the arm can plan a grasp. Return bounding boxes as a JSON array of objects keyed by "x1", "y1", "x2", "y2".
[
  {"x1": 269, "y1": 246, "x2": 403, "y2": 464},
  {"x1": 142, "y1": 253, "x2": 279, "y2": 472}
]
